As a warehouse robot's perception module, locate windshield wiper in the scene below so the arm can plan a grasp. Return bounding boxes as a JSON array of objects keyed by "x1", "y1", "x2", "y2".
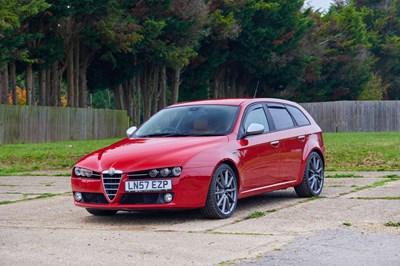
[
  {"x1": 138, "y1": 132, "x2": 190, "y2": 138},
  {"x1": 191, "y1": 133, "x2": 225, "y2": 136}
]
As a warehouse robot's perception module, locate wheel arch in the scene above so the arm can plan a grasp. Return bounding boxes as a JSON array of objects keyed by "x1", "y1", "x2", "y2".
[
  {"x1": 218, "y1": 159, "x2": 241, "y2": 190},
  {"x1": 298, "y1": 147, "x2": 325, "y2": 185}
]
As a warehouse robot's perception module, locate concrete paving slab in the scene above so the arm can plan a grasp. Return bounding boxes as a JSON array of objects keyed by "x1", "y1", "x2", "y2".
[
  {"x1": 0, "y1": 172, "x2": 399, "y2": 265},
  {"x1": 323, "y1": 177, "x2": 383, "y2": 197},
  {"x1": 0, "y1": 227, "x2": 292, "y2": 266},
  {"x1": 216, "y1": 198, "x2": 400, "y2": 236},
  {"x1": 0, "y1": 176, "x2": 70, "y2": 202},
  {"x1": 340, "y1": 179, "x2": 400, "y2": 199},
  {"x1": 241, "y1": 229, "x2": 400, "y2": 266}
]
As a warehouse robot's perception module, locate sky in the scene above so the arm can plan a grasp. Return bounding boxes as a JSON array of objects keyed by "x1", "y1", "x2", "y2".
[{"x1": 306, "y1": 0, "x2": 334, "y2": 11}]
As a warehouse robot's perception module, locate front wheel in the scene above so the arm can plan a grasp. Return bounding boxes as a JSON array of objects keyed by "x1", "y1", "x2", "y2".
[
  {"x1": 202, "y1": 164, "x2": 238, "y2": 219},
  {"x1": 86, "y1": 208, "x2": 118, "y2": 216},
  {"x1": 295, "y1": 152, "x2": 324, "y2": 197}
]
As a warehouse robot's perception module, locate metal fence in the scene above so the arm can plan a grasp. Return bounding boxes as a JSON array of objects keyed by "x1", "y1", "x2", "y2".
[
  {"x1": 301, "y1": 101, "x2": 400, "y2": 132},
  {"x1": 0, "y1": 105, "x2": 129, "y2": 144}
]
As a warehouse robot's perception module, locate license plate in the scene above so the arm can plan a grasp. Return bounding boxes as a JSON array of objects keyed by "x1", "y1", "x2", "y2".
[{"x1": 125, "y1": 180, "x2": 172, "y2": 192}]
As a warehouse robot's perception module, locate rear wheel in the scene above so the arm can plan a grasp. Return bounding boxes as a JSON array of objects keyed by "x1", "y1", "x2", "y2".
[
  {"x1": 86, "y1": 208, "x2": 118, "y2": 216},
  {"x1": 202, "y1": 164, "x2": 238, "y2": 219},
  {"x1": 295, "y1": 152, "x2": 324, "y2": 197}
]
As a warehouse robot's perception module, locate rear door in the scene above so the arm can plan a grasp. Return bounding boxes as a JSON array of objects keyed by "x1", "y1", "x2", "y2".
[{"x1": 266, "y1": 104, "x2": 308, "y2": 182}]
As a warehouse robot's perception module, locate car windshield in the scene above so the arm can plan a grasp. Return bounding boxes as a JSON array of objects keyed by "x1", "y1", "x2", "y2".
[{"x1": 134, "y1": 105, "x2": 240, "y2": 137}]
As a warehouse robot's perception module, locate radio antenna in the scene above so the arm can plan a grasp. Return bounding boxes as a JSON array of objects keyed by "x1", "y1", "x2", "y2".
[{"x1": 253, "y1": 81, "x2": 260, "y2": 98}]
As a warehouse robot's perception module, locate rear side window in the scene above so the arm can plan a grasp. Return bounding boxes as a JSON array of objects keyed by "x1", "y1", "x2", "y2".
[
  {"x1": 268, "y1": 107, "x2": 295, "y2": 130},
  {"x1": 287, "y1": 105, "x2": 310, "y2": 126}
]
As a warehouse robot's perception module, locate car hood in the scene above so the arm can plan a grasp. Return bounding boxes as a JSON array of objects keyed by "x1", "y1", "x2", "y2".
[{"x1": 75, "y1": 136, "x2": 228, "y2": 172}]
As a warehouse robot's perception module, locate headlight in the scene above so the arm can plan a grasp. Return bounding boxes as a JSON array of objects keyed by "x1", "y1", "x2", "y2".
[
  {"x1": 149, "y1": 169, "x2": 159, "y2": 178},
  {"x1": 160, "y1": 168, "x2": 171, "y2": 177},
  {"x1": 145, "y1": 167, "x2": 182, "y2": 178},
  {"x1": 172, "y1": 167, "x2": 182, "y2": 177},
  {"x1": 74, "y1": 167, "x2": 93, "y2": 178}
]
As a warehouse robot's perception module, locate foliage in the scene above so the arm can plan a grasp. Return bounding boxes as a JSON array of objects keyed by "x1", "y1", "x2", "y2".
[
  {"x1": 1, "y1": 0, "x2": 400, "y2": 115},
  {"x1": 8, "y1": 86, "x2": 26, "y2": 105},
  {"x1": 358, "y1": 74, "x2": 387, "y2": 100}
]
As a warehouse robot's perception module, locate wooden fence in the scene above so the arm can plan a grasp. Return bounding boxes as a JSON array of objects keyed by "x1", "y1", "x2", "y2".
[
  {"x1": 1, "y1": 101, "x2": 399, "y2": 144},
  {"x1": 301, "y1": 101, "x2": 400, "y2": 132},
  {"x1": 0, "y1": 105, "x2": 129, "y2": 144}
]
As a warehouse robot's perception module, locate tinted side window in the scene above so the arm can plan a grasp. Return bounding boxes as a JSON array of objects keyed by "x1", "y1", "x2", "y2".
[
  {"x1": 244, "y1": 107, "x2": 270, "y2": 133},
  {"x1": 269, "y1": 107, "x2": 295, "y2": 130},
  {"x1": 287, "y1": 105, "x2": 310, "y2": 126}
]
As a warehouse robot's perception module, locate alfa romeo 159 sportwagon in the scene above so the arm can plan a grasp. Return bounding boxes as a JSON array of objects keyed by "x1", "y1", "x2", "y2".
[{"x1": 71, "y1": 98, "x2": 325, "y2": 219}]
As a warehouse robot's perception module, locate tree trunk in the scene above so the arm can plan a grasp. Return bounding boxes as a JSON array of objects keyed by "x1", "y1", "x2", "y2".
[
  {"x1": 39, "y1": 69, "x2": 46, "y2": 106},
  {"x1": 135, "y1": 75, "x2": 141, "y2": 125},
  {"x1": 230, "y1": 68, "x2": 237, "y2": 98},
  {"x1": 142, "y1": 65, "x2": 153, "y2": 121},
  {"x1": 26, "y1": 63, "x2": 34, "y2": 105},
  {"x1": 67, "y1": 47, "x2": 75, "y2": 107},
  {"x1": 152, "y1": 66, "x2": 160, "y2": 114},
  {"x1": 213, "y1": 68, "x2": 225, "y2": 99},
  {"x1": 0, "y1": 64, "x2": 8, "y2": 104},
  {"x1": 51, "y1": 62, "x2": 60, "y2": 106},
  {"x1": 160, "y1": 65, "x2": 167, "y2": 109},
  {"x1": 126, "y1": 78, "x2": 134, "y2": 120},
  {"x1": 79, "y1": 58, "x2": 88, "y2": 108},
  {"x1": 114, "y1": 84, "x2": 124, "y2": 110},
  {"x1": 46, "y1": 65, "x2": 51, "y2": 105},
  {"x1": 10, "y1": 62, "x2": 17, "y2": 105},
  {"x1": 172, "y1": 67, "x2": 182, "y2": 104},
  {"x1": 74, "y1": 39, "x2": 80, "y2": 107},
  {"x1": 128, "y1": 78, "x2": 136, "y2": 120}
]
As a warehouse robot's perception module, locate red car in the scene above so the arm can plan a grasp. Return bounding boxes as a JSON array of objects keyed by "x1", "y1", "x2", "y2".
[{"x1": 71, "y1": 98, "x2": 325, "y2": 219}]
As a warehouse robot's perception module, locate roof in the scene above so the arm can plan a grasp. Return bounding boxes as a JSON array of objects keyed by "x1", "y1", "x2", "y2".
[{"x1": 170, "y1": 98, "x2": 299, "y2": 107}]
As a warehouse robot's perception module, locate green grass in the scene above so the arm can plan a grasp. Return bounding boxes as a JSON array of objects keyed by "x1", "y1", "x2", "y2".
[
  {"x1": 342, "y1": 221, "x2": 352, "y2": 226},
  {"x1": 326, "y1": 173, "x2": 363, "y2": 178},
  {"x1": 339, "y1": 175, "x2": 399, "y2": 196},
  {"x1": 324, "y1": 132, "x2": 400, "y2": 171},
  {"x1": 0, "y1": 192, "x2": 70, "y2": 205},
  {"x1": 0, "y1": 138, "x2": 120, "y2": 174},
  {"x1": 384, "y1": 221, "x2": 400, "y2": 227},
  {"x1": 247, "y1": 211, "x2": 266, "y2": 219},
  {"x1": 0, "y1": 132, "x2": 399, "y2": 174}
]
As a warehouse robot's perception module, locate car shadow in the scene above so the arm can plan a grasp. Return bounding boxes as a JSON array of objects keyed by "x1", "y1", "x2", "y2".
[{"x1": 82, "y1": 189, "x2": 300, "y2": 225}]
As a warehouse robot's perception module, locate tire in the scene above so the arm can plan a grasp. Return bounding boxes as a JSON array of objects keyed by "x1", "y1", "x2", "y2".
[
  {"x1": 295, "y1": 152, "x2": 324, "y2": 197},
  {"x1": 202, "y1": 164, "x2": 238, "y2": 219},
  {"x1": 86, "y1": 208, "x2": 118, "y2": 216}
]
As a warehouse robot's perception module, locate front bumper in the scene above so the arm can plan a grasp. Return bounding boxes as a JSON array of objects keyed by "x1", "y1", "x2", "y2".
[{"x1": 71, "y1": 167, "x2": 213, "y2": 210}]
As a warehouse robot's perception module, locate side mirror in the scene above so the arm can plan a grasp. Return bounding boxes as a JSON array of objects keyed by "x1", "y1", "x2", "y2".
[
  {"x1": 245, "y1": 123, "x2": 264, "y2": 136},
  {"x1": 126, "y1": 126, "x2": 137, "y2": 138}
]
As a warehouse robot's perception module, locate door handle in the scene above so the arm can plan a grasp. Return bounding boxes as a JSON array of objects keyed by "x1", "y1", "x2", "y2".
[
  {"x1": 271, "y1": 141, "x2": 279, "y2": 147},
  {"x1": 298, "y1": 135, "x2": 305, "y2": 141}
]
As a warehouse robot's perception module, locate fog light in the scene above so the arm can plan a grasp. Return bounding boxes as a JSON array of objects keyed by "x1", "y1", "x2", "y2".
[
  {"x1": 160, "y1": 168, "x2": 171, "y2": 177},
  {"x1": 74, "y1": 192, "x2": 83, "y2": 202},
  {"x1": 149, "y1": 169, "x2": 159, "y2": 178},
  {"x1": 164, "y1": 193, "x2": 173, "y2": 203},
  {"x1": 172, "y1": 167, "x2": 182, "y2": 177}
]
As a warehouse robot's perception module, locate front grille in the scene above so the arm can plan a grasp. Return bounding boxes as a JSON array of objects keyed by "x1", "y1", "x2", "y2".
[
  {"x1": 102, "y1": 173, "x2": 122, "y2": 201},
  {"x1": 82, "y1": 192, "x2": 108, "y2": 204},
  {"x1": 119, "y1": 193, "x2": 164, "y2": 204}
]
